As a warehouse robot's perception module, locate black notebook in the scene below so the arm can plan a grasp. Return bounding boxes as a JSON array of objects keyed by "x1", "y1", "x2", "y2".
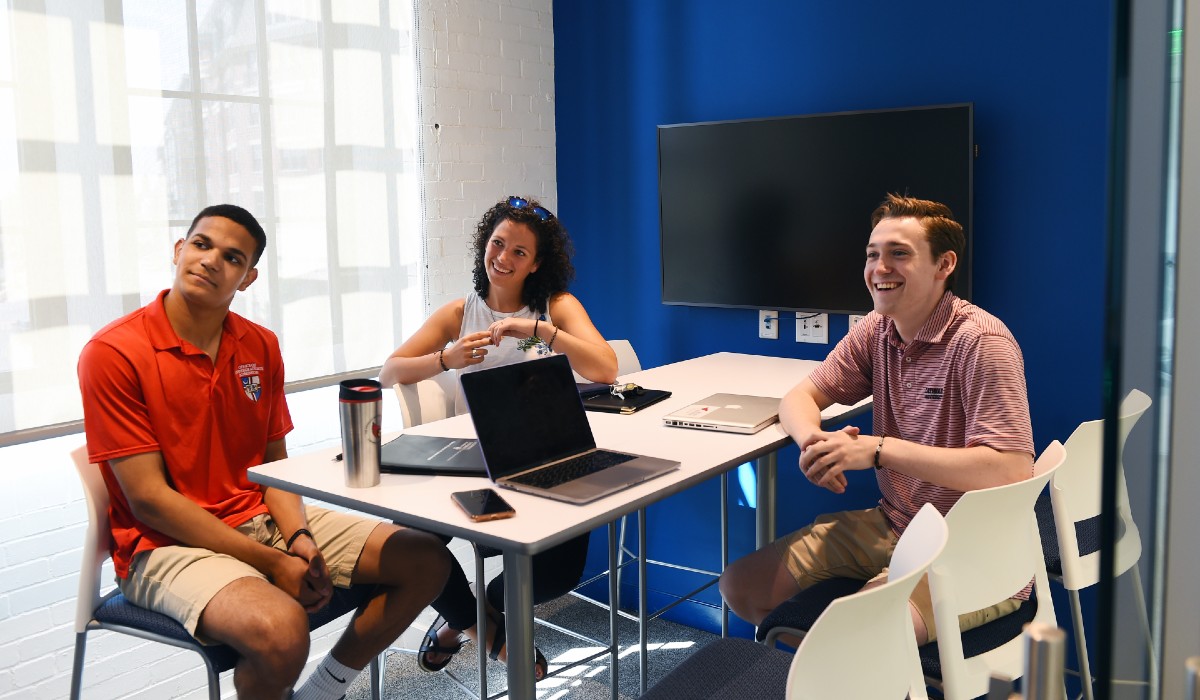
[
  {"x1": 379, "y1": 434, "x2": 486, "y2": 476},
  {"x1": 581, "y1": 388, "x2": 672, "y2": 415}
]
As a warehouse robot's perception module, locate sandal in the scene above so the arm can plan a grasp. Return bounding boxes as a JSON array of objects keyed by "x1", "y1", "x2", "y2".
[
  {"x1": 418, "y1": 615, "x2": 467, "y2": 673},
  {"x1": 485, "y1": 612, "x2": 549, "y2": 681}
]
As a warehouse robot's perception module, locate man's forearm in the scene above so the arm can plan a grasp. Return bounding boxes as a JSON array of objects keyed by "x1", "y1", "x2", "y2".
[
  {"x1": 132, "y1": 489, "x2": 287, "y2": 574},
  {"x1": 779, "y1": 381, "x2": 826, "y2": 444},
  {"x1": 878, "y1": 440, "x2": 1033, "y2": 491},
  {"x1": 263, "y1": 487, "x2": 309, "y2": 545}
]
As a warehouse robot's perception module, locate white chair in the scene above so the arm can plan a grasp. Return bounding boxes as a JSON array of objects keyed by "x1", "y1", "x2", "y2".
[
  {"x1": 572, "y1": 338, "x2": 642, "y2": 383},
  {"x1": 641, "y1": 503, "x2": 949, "y2": 699},
  {"x1": 1047, "y1": 389, "x2": 1153, "y2": 700},
  {"x1": 927, "y1": 440, "x2": 1066, "y2": 700},
  {"x1": 609, "y1": 338, "x2": 643, "y2": 377},
  {"x1": 394, "y1": 367, "x2": 458, "y2": 424},
  {"x1": 591, "y1": 340, "x2": 642, "y2": 588},
  {"x1": 69, "y1": 446, "x2": 382, "y2": 700}
]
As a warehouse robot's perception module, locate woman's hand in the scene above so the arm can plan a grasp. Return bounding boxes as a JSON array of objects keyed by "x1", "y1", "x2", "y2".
[
  {"x1": 444, "y1": 330, "x2": 492, "y2": 369},
  {"x1": 487, "y1": 316, "x2": 538, "y2": 347}
]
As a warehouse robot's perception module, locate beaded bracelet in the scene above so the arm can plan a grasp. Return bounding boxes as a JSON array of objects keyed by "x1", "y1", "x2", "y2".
[
  {"x1": 437, "y1": 348, "x2": 449, "y2": 372},
  {"x1": 547, "y1": 326, "x2": 559, "y2": 349},
  {"x1": 286, "y1": 528, "x2": 314, "y2": 549},
  {"x1": 874, "y1": 436, "x2": 885, "y2": 470}
]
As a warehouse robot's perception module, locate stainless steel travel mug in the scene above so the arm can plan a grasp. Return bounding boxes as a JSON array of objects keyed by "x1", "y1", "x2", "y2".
[{"x1": 339, "y1": 379, "x2": 382, "y2": 487}]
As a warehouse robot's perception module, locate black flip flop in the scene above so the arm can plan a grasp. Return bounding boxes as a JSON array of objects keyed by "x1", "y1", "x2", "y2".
[
  {"x1": 486, "y1": 612, "x2": 548, "y2": 681},
  {"x1": 418, "y1": 615, "x2": 467, "y2": 673}
]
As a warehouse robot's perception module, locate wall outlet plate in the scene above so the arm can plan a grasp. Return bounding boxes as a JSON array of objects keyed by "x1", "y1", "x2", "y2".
[
  {"x1": 759, "y1": 310, "x2": 779, "y2": 339},
  {"x1": 796, "y1": 312, "x2": 828, "y2": 344}
]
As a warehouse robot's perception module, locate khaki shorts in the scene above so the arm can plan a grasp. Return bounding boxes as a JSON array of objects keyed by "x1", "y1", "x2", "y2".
[
  {"x1": 119, "y1": 506, "x2": 380, "y2": 643},
  {"x1": 772, "y1": 507, "x2": 1021, "y2": 642}
]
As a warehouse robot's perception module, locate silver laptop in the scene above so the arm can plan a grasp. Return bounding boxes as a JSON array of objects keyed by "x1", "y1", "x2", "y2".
[
  {"x1": 460, "y1": 354, "x2": 680, "y2": 504},
  {"x1": 662, "y1": 393, "x2": 780, "y2": 434}
]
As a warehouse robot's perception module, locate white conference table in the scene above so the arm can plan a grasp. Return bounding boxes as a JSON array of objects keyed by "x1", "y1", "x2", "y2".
[{"x1": 250, "y1": 352, "x2": 869, "y2": 699}]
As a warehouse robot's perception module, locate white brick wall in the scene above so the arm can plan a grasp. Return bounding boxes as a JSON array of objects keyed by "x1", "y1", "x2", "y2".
[
  {"x1": 418, "y1": 0, "x2": 558, "y2": 311},
  {"x1": 0, "y1": 0, "x2": 556, "y2": 696}
]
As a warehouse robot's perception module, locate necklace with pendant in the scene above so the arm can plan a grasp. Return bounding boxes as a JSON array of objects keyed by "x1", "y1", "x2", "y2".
[
  {"x1": 485, "y1": 302, "x2": 508, "y2": 325},
  {"x1": 485, "y1": 297, "x2": 521, "y2": 323}
]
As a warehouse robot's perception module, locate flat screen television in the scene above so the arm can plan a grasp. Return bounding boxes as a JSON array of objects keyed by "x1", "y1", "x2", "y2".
[{"x1": 658, "y1": 103, "x2": 973, "y2": 314}]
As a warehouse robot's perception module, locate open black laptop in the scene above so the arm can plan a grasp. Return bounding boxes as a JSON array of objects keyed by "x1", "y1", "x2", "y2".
[{"x1": 460, "y1": 354, "x2": 680, "y2": 504}]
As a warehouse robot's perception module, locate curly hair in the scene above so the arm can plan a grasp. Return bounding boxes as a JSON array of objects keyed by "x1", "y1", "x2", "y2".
[{"x1": 471, "y1": 196, "x2": 575, "y2": 314}]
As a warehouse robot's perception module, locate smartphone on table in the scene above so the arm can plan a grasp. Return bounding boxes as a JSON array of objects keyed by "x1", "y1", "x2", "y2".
[{"x1": 451, "y1": 488, "x2": 516, "y2": 522}]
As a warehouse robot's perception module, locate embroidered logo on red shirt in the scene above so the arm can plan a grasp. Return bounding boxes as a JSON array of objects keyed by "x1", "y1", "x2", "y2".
[
  {"x1": 241, "y1": 375, "x2": 262, "y2": 402},
  {"x1": 237, "y1": 363, "x2": 264, "y2": 402},
  {"x1": 924, "y1": 387, "x2": 944, "y2": 400}
]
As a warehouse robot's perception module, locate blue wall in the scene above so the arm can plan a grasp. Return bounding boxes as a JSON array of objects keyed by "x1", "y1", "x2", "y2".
[{"x1": 552, "y1": 0, "x2": 1112, "y2": 638}]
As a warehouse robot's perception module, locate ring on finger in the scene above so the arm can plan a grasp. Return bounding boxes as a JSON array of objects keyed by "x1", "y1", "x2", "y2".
[{"x1": 470, "y1": 349, "x2": 479, "y2": 358}]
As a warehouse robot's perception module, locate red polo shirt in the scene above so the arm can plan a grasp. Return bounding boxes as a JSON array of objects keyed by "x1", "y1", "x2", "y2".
[{"x1": 78, "y1": 290, "x2": 293, "y2": 578}]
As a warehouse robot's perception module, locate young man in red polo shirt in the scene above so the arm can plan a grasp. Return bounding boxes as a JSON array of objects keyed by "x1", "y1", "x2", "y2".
[
  {"x1": 78, "y1": 204, "x2": 451, "y2": 699},
  {"x1": 719, "y1": 194, "x2": 1035, "y2": 645}
]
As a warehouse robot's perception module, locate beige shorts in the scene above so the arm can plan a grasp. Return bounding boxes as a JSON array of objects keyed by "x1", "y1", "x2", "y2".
[
  {"x1": 119, "y1": 505, "x2": 380, "y2": 643},
  {"x1": 772, "y1": 507, "x2": 1021, "y2": 642}
]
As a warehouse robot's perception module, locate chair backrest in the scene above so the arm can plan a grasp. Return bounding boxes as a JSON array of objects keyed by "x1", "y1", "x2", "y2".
[
  {"x1": 786, "y1": 503, "x2": 947, "y2": 700},
  {"x1": 393, "y1": 369, "x2": 458, "y2": 427},
  {"x1": 609, "y1": 339, "x2": 642, "y2": 375},
  {"x1": 1050, "y1": 389, "x2": 1151, "y2": 590},
  {"x1": 572, "y1": 339, "x2": 643, "y2": 383},
  {"x1": 71, "y1": 446, "x2": 113, "y2": 634},
  {"x1": 929, "y1": 440, "x2": 1066, "y2": 700}
]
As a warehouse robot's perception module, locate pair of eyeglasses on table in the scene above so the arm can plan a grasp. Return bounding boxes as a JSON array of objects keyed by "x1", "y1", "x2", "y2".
[
  {"x1": 576, "y1": 381, "x2": 646, "y2": 400},
  {"x1": 609, "y1": 382, "x2": 645, "y2": 400}
]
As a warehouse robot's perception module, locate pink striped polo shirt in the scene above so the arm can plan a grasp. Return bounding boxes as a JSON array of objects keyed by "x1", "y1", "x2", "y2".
[{"x1": 808, "y1": 292, "x2": 1035, "y2": 535}]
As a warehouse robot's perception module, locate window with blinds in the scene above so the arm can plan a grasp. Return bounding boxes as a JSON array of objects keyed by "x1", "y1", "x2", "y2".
[{"x1": 0, "y1": 0, "x2": 425, "y2": 443}]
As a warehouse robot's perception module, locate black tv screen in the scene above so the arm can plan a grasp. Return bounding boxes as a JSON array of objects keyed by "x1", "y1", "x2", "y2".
[{"x1": 658, "y1": 103, "x2": 973, "y2": 314}]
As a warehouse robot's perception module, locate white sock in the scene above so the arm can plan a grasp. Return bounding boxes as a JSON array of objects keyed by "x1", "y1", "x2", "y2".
[{"x1": 292, "y1": 655, "x2": 360, "y2": 700}]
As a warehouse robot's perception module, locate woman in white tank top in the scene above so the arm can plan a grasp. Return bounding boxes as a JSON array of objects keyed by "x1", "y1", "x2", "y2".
[{"x1": 378, "y1": 196, "x2": 617, "y2": 680}]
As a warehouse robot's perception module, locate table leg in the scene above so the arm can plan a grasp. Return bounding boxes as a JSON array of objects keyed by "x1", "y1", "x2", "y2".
[
  {"x1": 755, "y1": 452, "x2": 777, "y2": 549},
  {"x1": 474, "y1": 544, "x2": 488, "y2": 700},
  {"x1": 502, "y1": 550, "x2": 536, "y2": 699},
  {"x1": 721, "y1": 471, "x2": 729, "y2": 638},
  {"x1": 638, "y1": 507, "x2": 648, "y2": 695},
  {"x1": 608, "y1": 521, "x2": 619, "y2": 700}
]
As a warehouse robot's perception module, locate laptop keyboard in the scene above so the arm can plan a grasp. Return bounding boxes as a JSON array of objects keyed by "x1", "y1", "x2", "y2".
[{"x1": 509, "y1": 450, "x2": 636, "y2": 489}]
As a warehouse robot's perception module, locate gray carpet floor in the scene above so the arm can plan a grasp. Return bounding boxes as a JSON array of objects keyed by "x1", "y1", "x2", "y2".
[{"x1": 343, "y1": 594, "x2": 720, "y2": 699}]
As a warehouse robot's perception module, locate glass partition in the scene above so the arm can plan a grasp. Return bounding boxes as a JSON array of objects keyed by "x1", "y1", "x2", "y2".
[{"x1": 1100, "y1": 0, "x2": 1190, "y2": 698}]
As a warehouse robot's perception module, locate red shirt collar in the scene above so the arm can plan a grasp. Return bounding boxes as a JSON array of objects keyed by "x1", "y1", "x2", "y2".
[{"x1": 144, "y1": 289, "x2": 248, "y2": 353}]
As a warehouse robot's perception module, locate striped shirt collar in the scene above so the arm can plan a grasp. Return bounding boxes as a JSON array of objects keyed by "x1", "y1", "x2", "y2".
[{"x1": 884, "y1": 291, "x2": 958, "y2": 349}]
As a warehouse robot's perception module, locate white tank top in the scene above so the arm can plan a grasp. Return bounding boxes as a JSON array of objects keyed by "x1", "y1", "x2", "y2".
[{"x1": 453, "y1": 291, "x2": 555, "y2": 414}]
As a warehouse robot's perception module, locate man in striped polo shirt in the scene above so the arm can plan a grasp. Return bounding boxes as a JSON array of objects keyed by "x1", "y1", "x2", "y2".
[{"x1": 719, "y1": 194, "x2": 1034, "y2": 644}]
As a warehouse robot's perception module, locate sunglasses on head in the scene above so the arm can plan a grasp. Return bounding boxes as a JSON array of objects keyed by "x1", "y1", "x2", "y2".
[{"x1": 506, "y1": 196, "x2": 553, "y2": 222}]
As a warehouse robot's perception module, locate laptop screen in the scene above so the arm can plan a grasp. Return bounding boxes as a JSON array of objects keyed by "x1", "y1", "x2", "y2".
[{"x1": 460, "y1": 354, "x2": 598, "y2": 479}]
